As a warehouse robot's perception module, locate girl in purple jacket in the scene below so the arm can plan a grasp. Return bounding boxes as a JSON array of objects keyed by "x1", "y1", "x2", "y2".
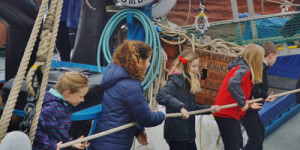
[{"x1": 33, "y1": 72, "x2": 90, "y2": 150}]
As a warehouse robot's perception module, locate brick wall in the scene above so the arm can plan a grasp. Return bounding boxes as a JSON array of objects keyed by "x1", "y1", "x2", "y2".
[{"x1": 162, "y1": 41, "x2": 237, "y2": 105}]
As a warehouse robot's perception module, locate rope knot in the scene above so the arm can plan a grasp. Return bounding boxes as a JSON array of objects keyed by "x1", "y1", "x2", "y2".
[
  {"x1": 36, "y1": 56, "x2": 47, "y2": 62},
  {"x1": 43, "y1": 14, "x2": 55, "y2": 32}
]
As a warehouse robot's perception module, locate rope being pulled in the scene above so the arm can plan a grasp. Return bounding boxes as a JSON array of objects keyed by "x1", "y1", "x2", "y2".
[{"x1": 58, "y1": 88, "x2": 300, "y2": 149}]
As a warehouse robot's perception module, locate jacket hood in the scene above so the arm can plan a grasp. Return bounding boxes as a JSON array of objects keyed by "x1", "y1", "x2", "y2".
[
  {"x1": 43, "y1": 92, "x2": 71, "y2": 107},
  {"x1": 100, "y1": 63, "x2": 132, "y2": 90},
  {"x1": 228, "y1": 56, "x2": 247, "y2": 70}
]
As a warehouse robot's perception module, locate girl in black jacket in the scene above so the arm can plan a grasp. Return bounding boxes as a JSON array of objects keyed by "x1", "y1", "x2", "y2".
[{"x1": 156, "y1": 50, "x2": 219, "y2": 150}]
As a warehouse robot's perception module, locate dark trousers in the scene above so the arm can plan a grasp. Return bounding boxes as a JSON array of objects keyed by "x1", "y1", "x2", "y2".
[
  {"x1": 214, "y1": 116, "x2": 243, "y2": 150},
  {"x1": 168, "y1": 140, "x2": 197, "y2": 150},
  {"x1": 241, "y1": 109, "x2": 265, "y2": 150},
  {"x1": 56, "y1": 21, "x2": 71, "y2": 61}
]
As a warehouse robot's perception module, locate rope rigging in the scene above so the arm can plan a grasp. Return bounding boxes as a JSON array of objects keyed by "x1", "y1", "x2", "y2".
[
  {"x1": 28, "y1": 0, "x2": 64, "y2": 142},
  {"x1": 0, "y1": 0, "x2": 49, "y2": 142},
  {"x1": 0, "y1": 0, "x2": 63, "y2": 143}
]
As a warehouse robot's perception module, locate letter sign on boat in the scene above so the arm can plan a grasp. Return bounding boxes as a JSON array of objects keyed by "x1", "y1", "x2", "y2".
[
  {"x1": 117, "y1": 0, "x2": 155, "y2": 7},
  {"x1": 117, "y1": 0, "x2": 178, "y2": 18}
]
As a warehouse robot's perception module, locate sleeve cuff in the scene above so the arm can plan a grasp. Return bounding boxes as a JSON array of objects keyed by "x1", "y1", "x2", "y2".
[
  {"x1": 239, "y1": 101, "x2": 246, "y2": 107},
  {"x1": 177, "y1": 103, "x2": 185, "y2": 111},
  {"x1": 135, "y1": 124, "x2": 145, "y2": 137}
]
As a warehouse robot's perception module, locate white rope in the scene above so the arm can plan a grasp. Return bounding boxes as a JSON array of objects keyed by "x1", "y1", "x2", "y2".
[
  {"x1": 267, "y1": 0, "x2": 300, "y2": 6},
  {"x1": 157, "y1": 23, "x2": 243, "y2": 56},
  {"x1": 29, "y1": 0, "x2": 64, "y2": 143},
  {"x1": 58, "y1": 88, "x2": 300, "y2": 149},
  {"x1": 0, "y1": 0, "x2": 50, "y2": 142}
]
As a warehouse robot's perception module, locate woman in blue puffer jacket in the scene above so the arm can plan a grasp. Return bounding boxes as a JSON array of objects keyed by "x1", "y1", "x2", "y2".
[{"x1": 91, "y1": 40, "x2": 165, "y2": 150}]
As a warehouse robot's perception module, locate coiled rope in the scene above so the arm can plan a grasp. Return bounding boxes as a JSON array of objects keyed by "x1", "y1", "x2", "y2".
[
  {"x1": 146, "y1": 50, "x2": 168, "y2": 111},
  {"x1": 158, "y1": 23, "x2": 244, "y2": 56}
]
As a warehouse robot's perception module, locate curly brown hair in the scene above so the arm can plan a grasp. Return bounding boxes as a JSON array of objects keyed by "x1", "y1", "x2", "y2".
[{"x1": 113, "y1": 40, "x2": 152, "y2": 80}]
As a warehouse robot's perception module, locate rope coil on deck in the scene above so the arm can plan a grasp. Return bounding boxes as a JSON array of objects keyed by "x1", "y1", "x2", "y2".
[{"x1": 58, "y1": 88, "x2": 300, "y2": 149}]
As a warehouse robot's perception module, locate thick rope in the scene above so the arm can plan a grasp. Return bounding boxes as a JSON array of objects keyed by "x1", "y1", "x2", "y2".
[
  {"x1": 159, "y1": 23, "x2": 198, "y2": 52},
  {"x1": 58, "y1": 88, "x2": 300, "y2": 149},
  {"x1": 59, "y1": 122, "x2": 138, "y2": 149},
  {"x1": 29, "y1": 0, "x2": 64, "y2": 143},
  {"x1": 26, "y1": 62, "x2": 44, "y2": 96},
  {"x1": 158, "y1": 23, "x2": 243, "y2": 56},
  {"x1": 267, "y1": 0, "x2": 300, "y2": 6},
  {"x1": 181, "y1": 0, "x2": 192, "y2": 27},
  {"x1": 161, "y1": 36, "x2": 187, "y2": 45},
  {"x1": 151, "y1": 50, "x2": 168, "y2": 111},
  {"x1": 26, "y1": 4, "x2": 56, "y2": 96},
  {"x1": 0, "y1": 0, "x2": 49, "y2": 142},
  {"x1": 146, "y1": 50, "x2": 168, "y2": 111}
]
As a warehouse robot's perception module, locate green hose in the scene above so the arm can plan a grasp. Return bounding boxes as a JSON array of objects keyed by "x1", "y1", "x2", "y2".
[{"x1": 97, "y1": 8, "x2": 162, "y2": 90}]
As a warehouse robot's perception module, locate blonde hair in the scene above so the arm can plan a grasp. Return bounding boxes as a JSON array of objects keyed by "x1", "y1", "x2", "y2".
[
  {"x1": 170, "y1": 50, "x2": 201, "y2": 94},
  {"x1": 243, "y1": 44, "x2": 265, "y2": 84},
  {"x1": 55, "y1": 72, "x2": 89, "y2": 94}
]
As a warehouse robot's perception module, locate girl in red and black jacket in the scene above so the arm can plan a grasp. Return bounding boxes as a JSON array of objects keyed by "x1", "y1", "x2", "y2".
[{"x1": 213, "y1": 44, "x2": 265, "y2": 150}]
